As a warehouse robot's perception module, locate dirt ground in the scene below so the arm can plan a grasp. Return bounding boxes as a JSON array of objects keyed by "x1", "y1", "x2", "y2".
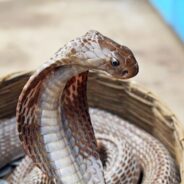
[{"x1": 0, "y1": 0, "x2": 184, "y2": 123}]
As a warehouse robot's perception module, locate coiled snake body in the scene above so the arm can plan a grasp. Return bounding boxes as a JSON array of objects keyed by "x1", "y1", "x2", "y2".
[{"x1": 0, "y1": 31, "x2": 180, "y2": 183}]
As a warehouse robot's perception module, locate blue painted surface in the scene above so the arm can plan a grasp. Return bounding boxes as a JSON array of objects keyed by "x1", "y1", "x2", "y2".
[
  {"x1": 150, "y1": 0, "x2": 184, "y2": 42},
  {"x1": 173, "y1": 0, "x2": 184, "y2": 42}
]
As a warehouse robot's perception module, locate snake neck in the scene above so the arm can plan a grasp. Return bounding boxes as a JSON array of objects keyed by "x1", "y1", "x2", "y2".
[{"x1": 17, "y1": 63, "x2": 105, "y2": 184}]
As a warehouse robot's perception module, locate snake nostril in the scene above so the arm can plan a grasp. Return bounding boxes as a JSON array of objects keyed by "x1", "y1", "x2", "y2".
[{"x1": 122, "y1": 70, "x2": 128, "y2": 76}]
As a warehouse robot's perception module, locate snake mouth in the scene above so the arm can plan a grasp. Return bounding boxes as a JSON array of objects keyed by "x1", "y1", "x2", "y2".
[{"x1": 121, "y1": 63, "x2": 139, "y2": 79}]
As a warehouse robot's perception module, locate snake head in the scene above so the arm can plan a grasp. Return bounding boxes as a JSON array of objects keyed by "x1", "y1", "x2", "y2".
[
  {"x1": 79, "y1": 30, "x2": 139, "y2": 79},
  {"x1": 101, "y1": 46, "x2": 139, "y2": 79}
]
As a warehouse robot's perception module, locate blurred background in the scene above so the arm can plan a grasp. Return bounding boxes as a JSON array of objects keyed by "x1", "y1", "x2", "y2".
[{"x1": 0, "y1": 0, "x2": 183, "y2": 123}]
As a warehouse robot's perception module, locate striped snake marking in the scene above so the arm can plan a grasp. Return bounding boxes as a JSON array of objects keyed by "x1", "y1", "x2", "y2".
[{"x1": 0, "y1": 30, "x2": 180, "y2": 183}]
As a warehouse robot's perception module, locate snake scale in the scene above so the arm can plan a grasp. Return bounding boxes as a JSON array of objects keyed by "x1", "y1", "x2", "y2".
[{"x1": 0, "y1": 30, "x2": 180, "y2": 184}]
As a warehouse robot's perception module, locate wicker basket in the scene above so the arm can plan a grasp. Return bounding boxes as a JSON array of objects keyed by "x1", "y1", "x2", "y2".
[{"x1": 0, "y1": 71, "x2": 183, "y2": 183}]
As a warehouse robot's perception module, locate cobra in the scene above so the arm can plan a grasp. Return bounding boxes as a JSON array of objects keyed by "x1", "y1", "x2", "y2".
[{"x1": 0, "y1": 30, "x2": 180, "y2": 184}]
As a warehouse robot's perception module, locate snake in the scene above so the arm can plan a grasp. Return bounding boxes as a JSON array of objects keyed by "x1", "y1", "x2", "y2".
[{"x1": 0, "y1": 30, "x2": 180, "y2": 184}]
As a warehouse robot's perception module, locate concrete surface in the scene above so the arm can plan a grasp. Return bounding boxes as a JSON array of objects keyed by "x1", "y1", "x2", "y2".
[{"x1": 0, "y1": 0, "x2": 184, "y2": 123}]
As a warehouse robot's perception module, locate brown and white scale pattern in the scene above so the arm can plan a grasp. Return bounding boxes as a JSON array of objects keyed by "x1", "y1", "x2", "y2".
[{"x1": 0, "y1": 30, "x2": 180, "y2": 184}]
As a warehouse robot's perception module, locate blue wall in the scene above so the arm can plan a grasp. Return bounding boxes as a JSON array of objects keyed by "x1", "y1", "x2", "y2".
[{"x1": 150, "y1": 0, "x2": 184, "y2": 42}]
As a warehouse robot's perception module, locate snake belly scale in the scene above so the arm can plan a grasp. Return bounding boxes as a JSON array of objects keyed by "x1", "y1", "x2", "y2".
[{"x1": 0, "y1": 30, "x2": 180, "y2": 184}]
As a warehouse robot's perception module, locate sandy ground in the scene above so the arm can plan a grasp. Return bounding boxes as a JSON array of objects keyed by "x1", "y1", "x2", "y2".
[{"x1": 0, "y1": 0, "x2": 183, "y2": 123}]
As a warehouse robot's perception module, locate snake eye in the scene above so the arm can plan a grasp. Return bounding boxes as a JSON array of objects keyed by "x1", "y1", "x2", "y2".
[{"x1": 111, "y1": 58, "x2": 120, "y2": 67}]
